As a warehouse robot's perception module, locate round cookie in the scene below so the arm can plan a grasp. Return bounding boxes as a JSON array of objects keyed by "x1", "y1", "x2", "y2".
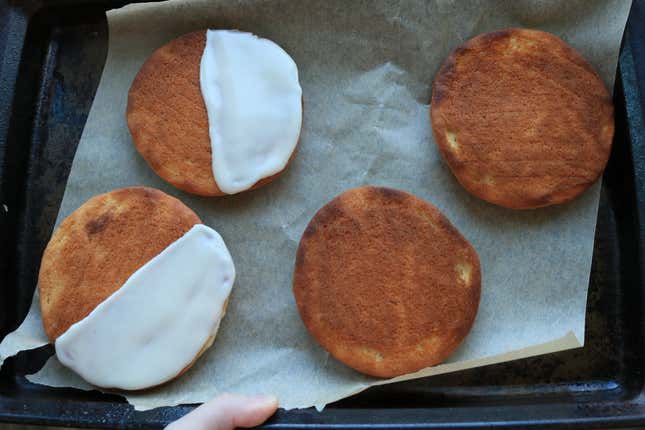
[
  {"x1": 127, "y1": 31, "x2": 300, "y2": 196},
  {"x1": 293, "y1": 186, "x2": 481, "y2": 378},
  {"x1": 38, "y1": 186, "x2": 200, "y2": 342},
  {"x1": 430, "y1": 29, "x2": 614, "y2": 209}
]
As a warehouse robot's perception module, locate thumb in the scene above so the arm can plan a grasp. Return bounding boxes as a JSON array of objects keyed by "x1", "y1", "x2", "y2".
[{"x1": 166, "y1": 393, "x2": 278, "y2": 430}]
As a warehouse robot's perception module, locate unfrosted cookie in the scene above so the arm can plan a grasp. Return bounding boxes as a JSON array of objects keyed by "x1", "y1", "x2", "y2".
[
  {"x1": 293, "y1": 186, "x2": 481, "y2": 378},
  {"x1": 431, "y1": 29, "x2": 614, "y2": 209}
]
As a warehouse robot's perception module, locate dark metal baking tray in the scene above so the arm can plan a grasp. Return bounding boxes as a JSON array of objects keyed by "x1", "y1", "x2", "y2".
[{"x1": 1, "y1": 0, "x2": 645, "y2": 428}]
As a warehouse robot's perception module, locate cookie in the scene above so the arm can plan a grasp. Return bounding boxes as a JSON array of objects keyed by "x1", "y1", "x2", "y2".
[
  {"x1": 293, "y1": 186, "x2": 481, "y2": 378},
  {"x1": 39, "y1": 186, "x2": 201, "y2": 341},
  {"x1": 39, "y1": 187, "x2": 237, "y2": 390},
  {"x1": 431, "y1": 29, "x2": 614, "y2": 209},
  {"x1": 127, "y1": 30, "x2": 302, "y2": 196}
]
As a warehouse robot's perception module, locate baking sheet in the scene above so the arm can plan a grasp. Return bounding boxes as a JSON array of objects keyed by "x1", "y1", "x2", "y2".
[{"x1": 0, "y1": 0, "x2": 632, "y2": 412}]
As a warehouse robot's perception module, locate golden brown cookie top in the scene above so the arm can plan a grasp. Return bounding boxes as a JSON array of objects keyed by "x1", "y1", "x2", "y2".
[
  {"x1": 127, "y1": 31, "x2": 298, "y2": 196},
  {"x1": 431, "y1": 29, "x2": 614, "y2": 209},
  {"x1": 293, "y1": 186, "x2": 481, "y2": 378},
  {"x1": 38, "y1": 186, "x2": 200, "y2": 342},
  {"x1": 127, "y1": 31, "x2": 218, "y2": 196}
]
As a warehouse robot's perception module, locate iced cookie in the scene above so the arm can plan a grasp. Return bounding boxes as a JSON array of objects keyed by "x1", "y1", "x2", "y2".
[
  {"x1": 127, "y1": 30, "x2": 303, "y2": 196},
  {"x1": 38, "y1": 186, "x2": 235, "y2": 389}
]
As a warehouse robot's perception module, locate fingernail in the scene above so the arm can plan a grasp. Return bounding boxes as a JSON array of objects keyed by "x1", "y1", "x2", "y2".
[{"x1": 250, "y1": 394, "x2": 278, "y2": 406}]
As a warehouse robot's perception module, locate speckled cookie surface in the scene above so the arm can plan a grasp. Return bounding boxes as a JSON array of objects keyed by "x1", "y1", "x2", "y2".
[
  {"x1": 293, "y1": 186, "x2": 481, "y2": 377},
  {"x1": 431, "y1": 29, "x2": 614, "y2": 209}
]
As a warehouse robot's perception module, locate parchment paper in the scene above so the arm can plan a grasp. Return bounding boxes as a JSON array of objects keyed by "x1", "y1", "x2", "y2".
[{"x1": 0, "y1": 0, "x2": 632, "y2": 412}]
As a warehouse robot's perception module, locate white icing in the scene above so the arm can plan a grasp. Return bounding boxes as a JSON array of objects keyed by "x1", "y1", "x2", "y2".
[
  {"x1": 200, "y1": 30, "x2": 302, "y2": 194},
  {"x1": 55, "y1": 224, "x2": 235, "y2": 390}
]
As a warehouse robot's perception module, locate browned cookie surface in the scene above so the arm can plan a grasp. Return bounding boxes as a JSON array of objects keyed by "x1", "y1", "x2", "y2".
[
  {"x1": 431, "y1": 29, "x2": 614, "y2": 209},
  {"x1": 293, "y1": 186, "x2": 481, "y2": 378},
  {"x1": 38, "y1": 186, "x2": 200, "y2": 342},
  {"x1": 127, "y1": 31, "x2": 296, "y2": 196}
]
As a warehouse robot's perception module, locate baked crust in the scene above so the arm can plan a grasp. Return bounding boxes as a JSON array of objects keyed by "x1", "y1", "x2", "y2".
[
  {"x1": 293, "y1": 186, "x2": 481, "y2": 377},
  {"x1": 430, "y1": 29, "x2": 614, "y2": 209}
]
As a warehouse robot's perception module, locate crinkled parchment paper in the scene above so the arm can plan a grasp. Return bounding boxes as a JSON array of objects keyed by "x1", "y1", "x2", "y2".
[{"x1": 0, "y1": 0, "x2": 632, "y2": 412}]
